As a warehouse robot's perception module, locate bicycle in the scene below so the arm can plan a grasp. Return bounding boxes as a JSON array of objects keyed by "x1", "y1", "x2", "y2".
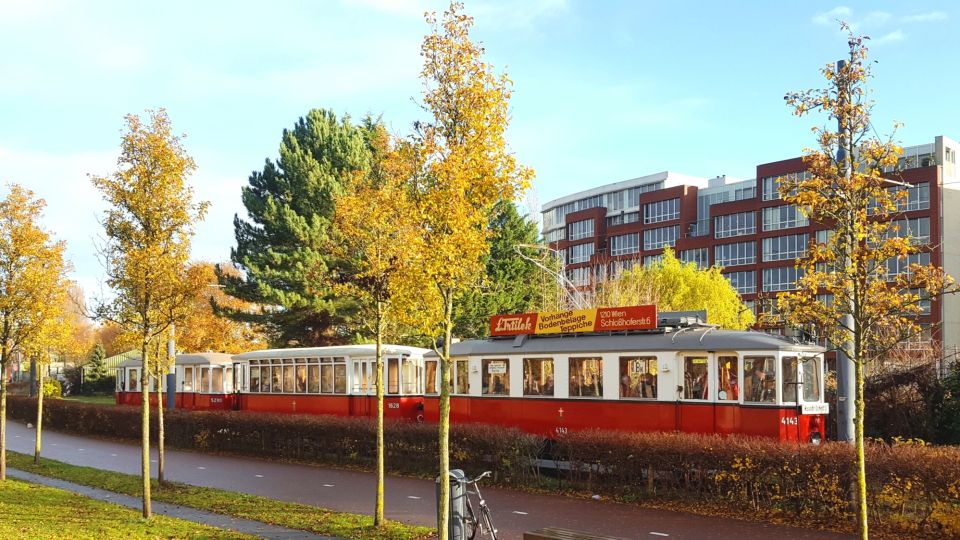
[{"x1": 464, "y1": 471, "x2": 497, "y2": 540}]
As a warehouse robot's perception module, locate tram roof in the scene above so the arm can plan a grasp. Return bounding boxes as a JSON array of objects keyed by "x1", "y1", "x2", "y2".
[
  {"x1": 117, "y1": 352, "x2": 235, "y2": 368},
  {"x1": 231, "y1": 344, "x2": 430, "y2": 361},
  {"x1": 438, "y1": 329, "x2": 826, "y2": 357}
]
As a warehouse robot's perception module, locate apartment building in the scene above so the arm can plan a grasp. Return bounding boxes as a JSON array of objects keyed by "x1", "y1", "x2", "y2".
[{"x1": 542, "y1": 135, "x2": 960, "y2": 350}]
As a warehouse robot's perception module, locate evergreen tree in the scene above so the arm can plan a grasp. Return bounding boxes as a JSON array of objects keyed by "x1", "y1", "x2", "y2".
[
  {"x1": 218, "y1": 109, "x2": 376, "y2": 346},
  {"x1": 85, "y1": 342, "x2": 107, "y2": 382},
  {"x1": 454, "y1": 200, "x2": 542, "y2": 338}
]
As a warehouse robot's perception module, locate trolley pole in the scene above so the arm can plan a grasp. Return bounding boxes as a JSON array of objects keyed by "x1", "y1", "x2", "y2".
[
  {"x1": 166, "y1": 323, "x2": 176, "y2": 410},
  {"x1": 834, "y1": 59, "x2": 855, "y2": 443}
]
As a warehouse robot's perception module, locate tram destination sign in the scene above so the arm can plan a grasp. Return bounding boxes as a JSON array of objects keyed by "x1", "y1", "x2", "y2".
[{"x1": 490, "y1": 305, "x2": 657, "y2": 336}]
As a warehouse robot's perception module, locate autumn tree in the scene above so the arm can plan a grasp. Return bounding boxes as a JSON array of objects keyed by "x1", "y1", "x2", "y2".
[
  {"x1": 220, "y1": 109, "x2": 376, "y2": 346},
  {"x1": 91, "y1": 109, "x2": 208, "y2": 518},
  {"x1": 179, "y1": 262, "x2": 267, "y2": 353},
  {"x1": 778, "y1": 28, "x2": 956, "y2": 539},
  {"x1": 0, "y1": 185, "x2": 69, "y2": 479},
  {"x1": 332, "y1": 123, "x2": 420, "y2": 526},
  {"x1": 593, "y1": 248, "x2": 755, "y2": 329},
  {"x1": 402, "y1": 4, "x2": 532, "y2": 536}
]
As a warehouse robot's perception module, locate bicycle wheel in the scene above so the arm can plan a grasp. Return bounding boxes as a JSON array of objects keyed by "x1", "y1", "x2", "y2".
[
  {"x1": 479, "y1": 504, "x2": 497, "y2": 540},
  {"x1": 465, "y1": 497, "x2": 479, "y2": 540}
]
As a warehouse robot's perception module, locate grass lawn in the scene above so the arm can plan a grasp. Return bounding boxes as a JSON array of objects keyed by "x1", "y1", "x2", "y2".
[
  {"x1": 9, "y1": 452, "x2": 434, "y2": 540},
  {"x1": 0, "y1": 477, "x2": 256, "y2": 539},
  {"x1": 61, "y1": 395, "x2": 117, "y2": 405}
]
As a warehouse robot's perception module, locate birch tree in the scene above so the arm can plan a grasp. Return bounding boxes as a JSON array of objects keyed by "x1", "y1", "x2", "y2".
[{"x1": 91, "y1": 109, "x2": 208, "y2": 518}]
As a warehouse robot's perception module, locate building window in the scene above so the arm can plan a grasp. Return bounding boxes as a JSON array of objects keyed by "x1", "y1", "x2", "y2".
[
  {"x1": 724, "y1": 270, "x2": 756, "y2": 294},
  {"x1": 627, "y1": 182, "x2": 665, "y2": 207},
  {"x1": 761, "y1": 171, "x2": 808, "y2": 201},
  {"x1": 885, "y1": 252, "x2": 930, "y2": 280},
  {"x1": 482, "y1": 359, "x2": 509, "y2": 396},
  {"x1": 643, "y1": 254, "x2": 662, "y2": 267},
  {"x1": 762, "y1": 233, "x2": 809, "y2": 262},
  {"x1": 523, "y1": 358, "x2": 554, "y2": 396},
  {"x1": 643, "y1": 225, "x2": 678, "y2": 250},
  {"x1": 762, "y1": 266, "x2": 804, "y2": 292},
  {"x1": 619, "y1": 356, "x2": 657, "y2": 399},
  {"x1": 714, "y1": 241, "x2": 756, "y2": 267},
  {"x1": 606, "y1": 191, "x2": 624, "y2": 212},
  {"x1": 643, "y1": 198, "x2": 680, "y2": 224},
  {"x1": 893, "y1": 182, "x2": 930, "y2": 212},
  {"x1": 544, "y1": 228, "x2": 565, "y2": 243},
  {"x1": 566, "y1": 267, "x2": 591, "y2": 287},
  {"x1": 609, "y1": 233, "x2": 640, "y2": 256},
  {"x1": 568, "y1": 219, "x2": 595, "y2": 241},
  {"x1": 815, "y1": 229, "x2": 834, "y2": 245},
  {"x1": 569, "y1": 357, "x2": 603, "y2": 397},
  {"x1": 568, "y1": 242, "x2": 594, "y2": 264},
  {"x1": 606, "y1": 211, "x2": 640, "y2": 227},
  {"x1": 889, "y1": 217, "x2": 930, "y2": 245},
  {"x1": 714, "y1": 211, "x2": 756, "y2": 238},
  {"x1": 679, "y1": 247, "x2": 709, "y2": 269},
  {"x1": 762, "y1": 204, "x2": 809, "y2": 231}
]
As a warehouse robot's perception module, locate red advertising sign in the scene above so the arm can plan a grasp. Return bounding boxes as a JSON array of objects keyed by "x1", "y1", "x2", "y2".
[{"x1": 490, "y1": 305, "x2": 657, "y2": 336}]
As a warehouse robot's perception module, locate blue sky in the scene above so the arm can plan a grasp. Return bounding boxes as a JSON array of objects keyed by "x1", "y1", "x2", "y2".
[{"x1": 1, "y1": 0, "x2": 957, "y2": 298}]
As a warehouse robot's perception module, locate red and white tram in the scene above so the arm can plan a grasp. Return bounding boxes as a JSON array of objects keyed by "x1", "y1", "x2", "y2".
[{"x1": 115, "y1": 353, "x2": 239, "y2": 410}]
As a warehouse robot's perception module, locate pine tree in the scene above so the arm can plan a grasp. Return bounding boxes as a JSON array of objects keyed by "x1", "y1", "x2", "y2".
[
  {"x1": 218, "y1": 109, "x2": 376, "y2": 347},
  {"x1": 86, "y1": 342, "x2": 108, "y2": 383}
]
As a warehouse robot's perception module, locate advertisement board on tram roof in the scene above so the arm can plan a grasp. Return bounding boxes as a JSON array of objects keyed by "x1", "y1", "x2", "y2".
[{"x1": 490, "y1": 305, "x2": 657, "y2": 337}]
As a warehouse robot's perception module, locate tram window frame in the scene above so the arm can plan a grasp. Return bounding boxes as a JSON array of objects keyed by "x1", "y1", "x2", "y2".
[
  {"x1": 321, "y1": 363, "x2": 334, "y2": 394},
  {"x1": 522, "y1": 358, "x2": 554, "y2": 397},
  {"x1": 282, "y1": 364, "x2": 294, "y2": 393},
  {"x1": 482, "y1": 358, "x2": 510, "y2": 396},
  {"x1": 384, "y1": 358, "x2": 399, "y2": 394},
  {"x1": 402, "y1": 358, "x2": 417, "y2": 394},
  {"x1": 183, "y1": 366, "x2": 194, "y2": 392},
  {"x1": 716, "y1": 355, "x2": 739, "y2": 402},
  {"x1": 569, "y1": 357, "x2": 603, "y2": 398},
  {"x1": 225, "y1": 367, "x2": 234, "y2": 393},
  {"x1": 200, "y1": 367, "x2": 210, "y2": 393},
  {"x1": 743, "y1": 356, "x2": 776, "y2": 404},
  {"x1": 128, "y1": 368, "x2": 139, "y2": 392},
  {"x1": 334, "y1": 363, "x2": 347, "y2": 394},
  {"x1": 251, "y1": 364, "x2": 262, "y2": 392},
  {"x1": 424, "y1": 360, "x2": 438, "y2": 394},
  {"x1": 212, "y1": 367, "x2": 224, "y2": 393},
  {"x1": 116, "y1": 369, "x2": 124, "y2": 392},
  {"x1": 682, "y1": 357, "x2": 709, "y2": 400},
  {"x1": 295, "y1": 365, "x2": 307, "y2": 393},
  {"x1": 308, "y1": 363, "x2": 320, "y2": 393},
  {"x1": 618, "y1": 356, "x2": 657, "y2": 399},
  {"x1": 453, "y1": 359, "x2": 469, "y2": 395},
  {"x1": 802, "y1": 356, "x2": 822, "y2": 402},
  {"x1": 781, "y1": 356, "x2": 799, "y2": 404},
  {"x1": 270, "y1": 363, "x2": 281, "y2": 393}
]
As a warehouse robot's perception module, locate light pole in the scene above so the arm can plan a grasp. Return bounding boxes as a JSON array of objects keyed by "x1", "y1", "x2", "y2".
[{"x1": 515, "y1": 243, "x2": 590, "y2": 309}]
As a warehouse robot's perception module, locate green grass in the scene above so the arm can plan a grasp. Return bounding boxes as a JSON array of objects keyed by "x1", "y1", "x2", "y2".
[
  {"x1": 61, "y1": 395, "x2": 117, "y2": 405},
  {"x1": 9, "y1": 452, "x2": 434, "y2": 540},
  {"x1": 0, "y1": 477, "x2": 257, "y2": 539}
]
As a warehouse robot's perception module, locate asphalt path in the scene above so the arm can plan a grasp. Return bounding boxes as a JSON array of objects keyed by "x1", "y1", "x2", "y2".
[{"x1": 6, "y1": 421, "x2": 852, "y2": 540}]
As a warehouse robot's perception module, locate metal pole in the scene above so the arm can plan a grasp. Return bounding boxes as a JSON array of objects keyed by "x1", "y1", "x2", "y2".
[
  {"x1": 166, "y1": 323, "x2": 176, "y2": 410},
  {"x1": 834, "y1": 58, "x2": 856, "y2": 443}
]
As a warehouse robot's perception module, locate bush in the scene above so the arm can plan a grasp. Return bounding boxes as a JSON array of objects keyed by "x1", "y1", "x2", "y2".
[
  {"x1": 6, "y1": 396, "x2": 958, "y2": 538},
  {"x1": 41, "y1": 379, "x2": 61, "y2": 398}
]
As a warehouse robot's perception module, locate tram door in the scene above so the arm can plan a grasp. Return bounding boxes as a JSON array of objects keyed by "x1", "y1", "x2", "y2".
[
  {"x1": 676, "y1": 355, "x2": 716, "y2": 434},
  {"x1": 232, "y1": 362, "x2": 243, "y2": 410},
  {"x1": 351, "y1": 360, "x2": 375, "y2": 417}
]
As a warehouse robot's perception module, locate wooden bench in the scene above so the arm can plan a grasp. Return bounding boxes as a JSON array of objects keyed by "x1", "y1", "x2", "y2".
[{"x1": 523, "y1": 527, "x2": 626, "y2": 540}]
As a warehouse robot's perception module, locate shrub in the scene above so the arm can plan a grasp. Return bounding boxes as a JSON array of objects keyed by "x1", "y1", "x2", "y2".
[{"x1": 41, "y1": 379, "x2": 62, "y2": 398}]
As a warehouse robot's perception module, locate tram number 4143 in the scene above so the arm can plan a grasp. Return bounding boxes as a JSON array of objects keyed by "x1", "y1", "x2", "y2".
[
  {"x1": 780, "y1": 416, "x2": 799, "y2": 426},
  {"x1": 554, "y1": 426, "x2": 568, "y2": 435}
]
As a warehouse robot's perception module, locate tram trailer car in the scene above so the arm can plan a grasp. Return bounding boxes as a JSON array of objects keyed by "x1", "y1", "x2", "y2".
[
  {"x1": 421, "y1": 328, "x2": 829, "y2": 443},
  {"x1": 116, "y1": 353, "x2": 239, "y2": 410}
]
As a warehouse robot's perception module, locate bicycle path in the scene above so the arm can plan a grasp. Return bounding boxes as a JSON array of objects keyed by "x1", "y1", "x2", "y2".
[{"x1": 6, "y1": 421, "x2": 852, "y2": 540}]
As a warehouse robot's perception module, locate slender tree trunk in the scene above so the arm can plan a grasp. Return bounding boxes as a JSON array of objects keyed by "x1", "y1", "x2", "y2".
[
  {"x1": 437, "y1": 292, "x2": 453, "y2": 540},
  {"x1": 34, "y1": 363, "x2": 43, "y2": 465},
  {"x1": 0, "y1": 359, "x2": 7, "y2": 481},
  {"x1": 374, "y1": 303, "x2": 385, "y2": 526},
  {"x1": 854, "y1": 354, "x2": 868, "y2": 539},
  {"x1": 156, "y1": 373, "x2": 165, "y2": 485},
  {"x1": 140, "y1": 339, "x2": 151, "y2": 518}
]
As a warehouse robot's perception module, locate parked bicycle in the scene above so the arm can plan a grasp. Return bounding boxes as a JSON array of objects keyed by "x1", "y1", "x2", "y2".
[{"x1": 464, "y1": 471, "x2": 497, "y2": 540}]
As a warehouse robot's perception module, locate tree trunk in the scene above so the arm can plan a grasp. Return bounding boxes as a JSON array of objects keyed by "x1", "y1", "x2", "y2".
[
  {"x1": 0, "y1": 360, "x2": 7, "y2": 481},
  {"x1": 374, "y1": 303, "x2": 385, "y2": 526},
  {"x1": 140, "y1": 340, "x2": 151, "y2": 518},
  {"x1": 437, "y1": 292, "x2": 453, "y2": 540},
  {"x1": 855, "y1": 355, "x2": 868, "y2": 539},
  {"x1": 34, "y1": 364, "x2": 43, "y2": 465},
  {"x1": 156, "y1": 373, "x2": 165, "y2": 485}
]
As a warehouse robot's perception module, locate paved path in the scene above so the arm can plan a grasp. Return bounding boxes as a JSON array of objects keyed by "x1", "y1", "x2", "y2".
[
  {"x1": 7, "y1": 421, "x2": 852, "y2": 540},
  {"x1": 7, "y1": 468, "x2": 330, "y2": 539}
]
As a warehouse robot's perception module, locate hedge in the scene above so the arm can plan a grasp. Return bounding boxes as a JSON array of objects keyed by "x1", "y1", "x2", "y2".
[{"x1": 6, "y1": 396, "x2": 959, "y2": 538}]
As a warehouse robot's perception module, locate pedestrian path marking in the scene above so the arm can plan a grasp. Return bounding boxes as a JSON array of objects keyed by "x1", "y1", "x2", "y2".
[
  {"x1": 407, "y1": 495, "x2": 421, "y2": 500},
  {"x1": 255, "y1": 474, "x2": 264, "y2": 478},
  {"x1": 110, "y1": 453, "x2": 117, "y2": 457},
  {"x1": 196, "y1": 466, "x2": 206, "y2": 470},
  {"x1": 151, "y1": 460, "x2": 157, "y2": 463},
  {"x1": 512, "y1": 511, "x2": 528, "y2": 515},
  {"x1": 323, "y1": 484, "x2": 335, "y2": 487},
  {"x1": 649, "y1": 533, "x2": 669, "y2": 537},
  {"x1": 77, "y1": 448, "x2": 84, "y2": 451}
]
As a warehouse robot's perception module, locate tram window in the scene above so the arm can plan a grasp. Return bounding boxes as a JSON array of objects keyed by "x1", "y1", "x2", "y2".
[
  {"x1": 116, "y1": 370, "x2": 124, "y2": 391},
  {"x1": 425, "y1": 360, "x2": 438, "y2": 394},
  {"x1": 481, "y1": 359, "x2": 509, "y2": 396},
  {"x1": 716, "y1": 356, "x2": 738, "y2": 401},
  {"x1": 619, "y1": 357, "x2": 657, "y2": 399},
  {"x1": 200, "y1": 367, "x2": 210, "y2": 393},
  {"x1": 802, "y1": 356, "x2": 821, "y2": 402},
  {"x1": 281, "y1": 365, "x2": 293, "y2": 393},
  {"x1": 683, "y1": 357, "x2": 708, "y2": 400},
  {"x1": 386, "y1": 359, "x2": 399, "y2": 394},
  {"x1": 270, "y1": 365, "x2": 281, "y2": 393},
  {"x1": 569, "y1": 357, "x2": 603, "y2": 398},
  {"x1": 454, "y1": 359, "x2": 469, "y2": 394},
  {"x1": 212, "y1": 368, "x2": 223, "y2": 393},
  {"x1": 321, "y1": 364, "x2": 334, "y2": 393},
  {"x1": 295, "y1": 365, "x2": 307, "y2": 393},
  {"x1": 225, "y1": 367, "x2": 234, "y2": 393},
  {"x1": 183, "y1": 367, "x2": 194, "y2": 392},
  {"x1": 308, "y1": 364, "x2": 320, "y2": 393},
  {"x1": 523, "y1": 358, "x2": 554, "y2": 396},
  {"x1": 402, "y1": 359, "x2": 417, "y2": 394},
  {"x1": 743, "y1": 356, "x2": 776, "y2": 403},
  {"x1": 782, "y1": 356, "x2": 799, "y2": 403},
  {"x1": 334, "y1": 364, "x2": 347, "y2": 393},
  {"x1": 129, "y1": 369, "x2": 139, "y2": 392}
]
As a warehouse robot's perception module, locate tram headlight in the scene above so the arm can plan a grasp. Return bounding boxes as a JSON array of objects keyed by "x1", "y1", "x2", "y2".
[{"x1": 809, "y1": 432, "x2": 822, "y2": 445}]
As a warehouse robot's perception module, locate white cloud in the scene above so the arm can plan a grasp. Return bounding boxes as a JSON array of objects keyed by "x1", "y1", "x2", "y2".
[
  {"x1": 473, "y1": 0, "x2": 569, "y2": 29},
  {"x1": 874, "y1": 30, "x2": 906, "y2": 45},
  {"x1": 902, "y1": 11, "x2": 948, "y2": 23},
  {"x1": 863, "y1": 11, "x2": 892, "y2": 25},
  {"x1": 812, "y1": 6, "x2": 852, "y2": 26}
]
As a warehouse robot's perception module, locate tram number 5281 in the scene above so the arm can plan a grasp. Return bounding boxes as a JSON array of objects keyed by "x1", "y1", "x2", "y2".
[{"x1": 780, "y1": 416, "x2": 799, "y2": 426}]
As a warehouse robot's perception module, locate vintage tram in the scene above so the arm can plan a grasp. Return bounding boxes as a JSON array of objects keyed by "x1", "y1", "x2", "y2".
[{"x1": 114, "y1": 306, "x2": 829, "y2": 443}]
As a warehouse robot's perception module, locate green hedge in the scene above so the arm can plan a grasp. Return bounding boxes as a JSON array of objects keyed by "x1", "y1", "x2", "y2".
[{"x1": 6, "y1": 396, "x2": 959, "y2": 538}]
